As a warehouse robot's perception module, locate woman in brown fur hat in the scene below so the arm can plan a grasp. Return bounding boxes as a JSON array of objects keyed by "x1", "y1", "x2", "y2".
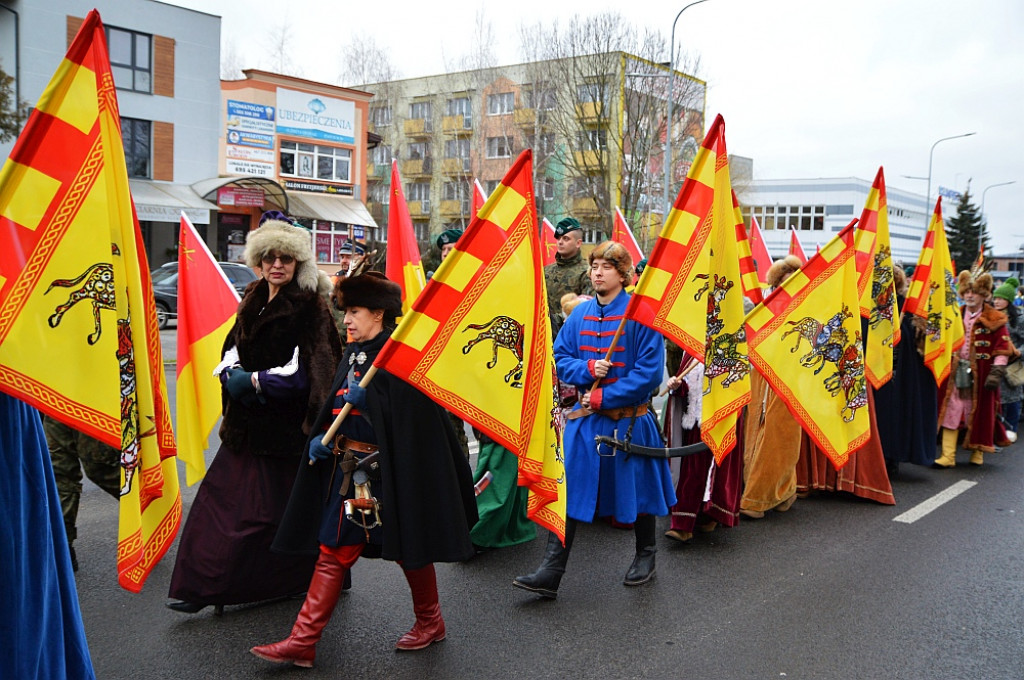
[
  {"x1": 935, "y1": 271, "x2": 1017, "y2": 467},
  {"x1": 167, "y1": 217, "x2": 342, "y2": 614}
]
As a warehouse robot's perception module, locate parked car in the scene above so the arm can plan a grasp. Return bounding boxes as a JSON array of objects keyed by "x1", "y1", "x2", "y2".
[{"x1": 151, "y1": 261, "x2": 258, "y2": 329}]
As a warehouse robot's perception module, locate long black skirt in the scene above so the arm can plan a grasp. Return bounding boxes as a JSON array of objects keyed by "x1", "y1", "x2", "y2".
[{"x1": 168, "y1": 444, "x2": 315, "y2": 604}]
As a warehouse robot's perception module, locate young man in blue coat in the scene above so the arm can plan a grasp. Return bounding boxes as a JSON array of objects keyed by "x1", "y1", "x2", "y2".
[{"x1": 514, "y1": 241, "x2": 675, "y2": 599}]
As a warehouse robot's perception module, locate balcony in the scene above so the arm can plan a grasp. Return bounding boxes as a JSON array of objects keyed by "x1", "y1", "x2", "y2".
[
  {"x1": 407, "y1": 200, "x2": 431, "y2": 219},
  {"x1": 400, "y1": 157, "x2": 433, "y2": 178},
  {"x1": 573, "y1": 150, "x2": 606, "y2": 172},
  {"x1": 440, "y1": 199, "x2": 470, "y2": 219},
  {"x1": 441, "y1": 115, "x2": 473, "y2": 134},
  {"x1": 513, "y1": 108, "x2": 549, "y2": 129},
  {"x1": 403, "y1": 118, "x2": 434, "y2": 137},
  {"x1": 440, "y1": 157, "x2": 470, "y2": 175},
  {"x1": 572, "y1": 197, "x2": 600, "y2": 217},
  {"x1": 366, "y1": 163, "x2": 387, "y2": 181},
  {"x1": 368, "y1": 201, "x2": 386, "y2": 223},
  {"x1": 575, "y1": 101, "x2": 604, "y2": 123}
]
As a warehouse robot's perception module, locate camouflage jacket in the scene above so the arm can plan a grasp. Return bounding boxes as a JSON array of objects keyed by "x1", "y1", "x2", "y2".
[{"x1": 544, "y1": 251, "x2": 594, "y2": 338}]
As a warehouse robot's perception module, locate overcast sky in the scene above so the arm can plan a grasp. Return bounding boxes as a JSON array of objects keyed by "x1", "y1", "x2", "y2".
[{"x1": 168, "y1": 0, "x2": 1024, "y2": 253}]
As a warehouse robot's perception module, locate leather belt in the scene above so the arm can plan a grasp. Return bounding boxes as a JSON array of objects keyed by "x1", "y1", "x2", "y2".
[
  {"x1": 332, "y1": 435, "x2": 377, "y2": 456},
  {"x1": 332, "y1": 435, "x2": 378, "y2": 496},
  {"x1": 565, "y1": 403, "x2": 649, "y2": 421}
]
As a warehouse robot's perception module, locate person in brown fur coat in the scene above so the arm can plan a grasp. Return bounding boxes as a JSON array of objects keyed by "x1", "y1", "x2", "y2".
[{"x1": 935, "y1": 271, "x2": 1017, "y2": 467}]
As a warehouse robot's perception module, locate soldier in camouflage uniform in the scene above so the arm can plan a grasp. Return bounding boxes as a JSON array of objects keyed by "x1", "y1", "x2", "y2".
[
  {"x1": 42, "y1": 415, "x2": 121, "y2": 571},
  {"x1": 435, "y1": 228, "x2": 471, "y2": 460},
  {"x1": 544, "y1": 217, "x2": 594, "y2": 337}
]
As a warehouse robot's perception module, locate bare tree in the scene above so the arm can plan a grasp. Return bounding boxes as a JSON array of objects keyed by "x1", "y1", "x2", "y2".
[
  {"x1": 0, "y1": 61, "x2": 27, "y2": 143},
  {"x1": 262, "y1": 23, "x2": 302, "y2": 77},
  {"x1": 220, "y1": 38, "x2": 244, "y2": 81},
  {"x1": 337, "y1": 35, "x2": 400, "y2": 89}
]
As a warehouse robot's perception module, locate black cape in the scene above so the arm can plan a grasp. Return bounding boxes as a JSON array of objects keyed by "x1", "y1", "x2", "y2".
[{"x1": 273, "y1": 330, "x2": 478, "y2": 570}]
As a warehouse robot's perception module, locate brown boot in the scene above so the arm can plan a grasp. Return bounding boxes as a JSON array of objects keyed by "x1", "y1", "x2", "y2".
[
  {"x1": 396, "y1": 564, "x2": 446, "y2": 651},
  {"x1": 250, "y1": 549, "x2": 349, "y2": 668},
  {"x1": 933, "y1": 428, "x2": 958, "y2": 468}
]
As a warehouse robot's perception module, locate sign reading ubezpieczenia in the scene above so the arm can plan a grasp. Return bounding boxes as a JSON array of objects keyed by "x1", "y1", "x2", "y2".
[{"x1": 276, "y1": 88, "x2": 355, "y2": 145}]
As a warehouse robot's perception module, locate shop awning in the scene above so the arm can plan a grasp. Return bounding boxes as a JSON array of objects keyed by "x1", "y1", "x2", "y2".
[
  {"x1": 288, "y1": 192, "x2": 378, "y2": 229},
  {"x1": 129, "y1": 180, "x2": 219, "y2": 224},
  {"x1": 190, "y1": 176, "x2": 289, "y2": 213}
]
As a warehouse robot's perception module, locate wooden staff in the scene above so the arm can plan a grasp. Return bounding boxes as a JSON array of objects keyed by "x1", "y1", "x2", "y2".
[
  {"x1": 588, "y1": 315, "x2": 629, "y2": 393},
  {"x1": 658, "y1": 359, "x2": 700, "y2": 397},
  {"x1": 309, "y1": 364, "x2": 379, "y2": 465}
]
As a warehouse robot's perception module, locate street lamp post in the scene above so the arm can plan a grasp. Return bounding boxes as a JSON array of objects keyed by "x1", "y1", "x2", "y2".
[
  {"x1": 663, "y1": 0, "x2": 711, "y2": 222},
  {"x1": 980, "y1": 180, "x2": 1017, "y2": 256},
  {"x1": 924, "y1": 132, "x2": 975, "y2": 229}
]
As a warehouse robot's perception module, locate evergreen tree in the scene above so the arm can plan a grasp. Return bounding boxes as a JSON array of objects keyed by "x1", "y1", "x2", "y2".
[{"x1": 945, "y1": 186, "x2": 990, "y2": 272}]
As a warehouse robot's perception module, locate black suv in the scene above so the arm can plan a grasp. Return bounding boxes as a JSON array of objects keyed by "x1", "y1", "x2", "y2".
[{"x1": 151, "y1": 261, "x2": 258, "y2": 329}]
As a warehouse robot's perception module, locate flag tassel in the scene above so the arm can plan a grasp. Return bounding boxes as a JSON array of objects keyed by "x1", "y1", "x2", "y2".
[{"x1": 310, "y1": 364, "x2": 380, "y2": 465}]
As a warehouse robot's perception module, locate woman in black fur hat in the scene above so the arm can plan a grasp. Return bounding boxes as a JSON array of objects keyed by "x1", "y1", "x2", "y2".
[
  {"x1": 166, "y1": 217, "x2": 342, "y2": 614},
  {"x1": 251, "y1": 272, "x2": 477, "y2": 669}
]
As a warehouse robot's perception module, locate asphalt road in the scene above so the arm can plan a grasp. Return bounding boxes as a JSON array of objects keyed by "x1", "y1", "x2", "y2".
[{"x1": 70, "y1": 329, "x2": 1024, "y2": 679}]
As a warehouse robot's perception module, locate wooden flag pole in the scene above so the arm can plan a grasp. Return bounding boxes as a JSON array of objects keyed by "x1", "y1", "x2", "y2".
[
  {"x1": 657, "y1": 359, "x2": 700, "y2": 397},
  {"x1": 589, "y1": 316, "x2": 629, "y2": 392},
  {"x1": 309, "y1": 364, "x2": 379, "y2": 465}
]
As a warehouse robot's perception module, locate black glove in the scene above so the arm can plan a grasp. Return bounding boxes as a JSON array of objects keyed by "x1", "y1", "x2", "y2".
[
  {"x1": 308, "y1": 438, "x2": 332, "y2": 463},
  {"x1": 985, "y1": 365, "x2": 1007, "y2": 390},
  {"x1": 225, "y1": 368, "x2": 259, "y2": 405}
]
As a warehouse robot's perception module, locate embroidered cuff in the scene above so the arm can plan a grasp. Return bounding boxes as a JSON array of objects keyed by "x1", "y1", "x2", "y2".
[{"x1": 590, "y1": 388, "x2": 604, "y2": 410}]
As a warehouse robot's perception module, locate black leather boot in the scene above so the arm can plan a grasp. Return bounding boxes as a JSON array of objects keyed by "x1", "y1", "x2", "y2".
[
  {"x1": 512, "y1": 519, "x2": 577, "y2": 599},
  {"x1": 624, "y1": 514, "x2": 657, "y2": 586}
]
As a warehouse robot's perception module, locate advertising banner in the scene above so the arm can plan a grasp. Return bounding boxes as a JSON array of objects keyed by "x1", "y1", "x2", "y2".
[{"x1": 276, "y1": 87, "x2": 356, "y2": 145}]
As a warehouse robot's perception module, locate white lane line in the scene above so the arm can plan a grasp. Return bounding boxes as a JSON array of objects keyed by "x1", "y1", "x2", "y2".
[{"x1": 893, "y1": 480, "x2": 978, "y2": 524}]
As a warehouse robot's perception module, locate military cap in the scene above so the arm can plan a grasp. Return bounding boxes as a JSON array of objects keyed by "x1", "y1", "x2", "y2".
[
  {"x1": 436, "y1": 228, "x2": 464, "y2": 250},
  {"x1": 554, "y1": 217, "x2": 583, "y2": 238},
  {"x1": 635, "y1": 258, "x2": 649, "y2": 276},
  {"x1": 338, "y1": 241, "x2": 366, "y2": 256}
]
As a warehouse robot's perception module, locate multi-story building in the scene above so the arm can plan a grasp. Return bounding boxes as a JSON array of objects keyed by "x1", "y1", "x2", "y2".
[
  {"x1": 360, "y1": 53, "x2": 705, "y2": 254},
  {"x1": 0, "y1": 0, "x2": 222, "y2": 266},
  {"x1": 736, "y1": 176, "x2": 930, "y2": 265}
]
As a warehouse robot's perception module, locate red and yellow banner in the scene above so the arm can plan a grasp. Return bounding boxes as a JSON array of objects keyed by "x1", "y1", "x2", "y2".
[
  {"x1": 540, "y1": 217, "x2": 557, "y2": 266},
  {"x1": 748, "y1": 215, "x2": 772, "y2": 287},
  {"x1": 904, "y1": 198, "x2": 964, "y2": 384},
  {"x1": 612, "y1": 206, "x2": 644, "y2": 281},
  {"x1": 375, "y1": 150, "x2": 565, "y2": 540},
  {"x1": 0, "y1": 10, "x2": 179, "y2": 591},
  {"x1": 472, "y1": 179, "x2": 487, "y2": 219},
  {"x1": 627, "y1": 114, "x2": 750, "y2": 461},
  {"x1": 734, "y1": 192, "x2": 764, "y2": 305},
  {"x1": 385, "y1": 160, "x2": 426, "y2": 314},
  {"x1": 746, "y1": 221, "x2": 869, "y2": 468},
  {"x1": 854, "y1": 167, "x2": 900, "y2": 387},
  {"x1": 176, "y1": 214, "x2": 239, "y2": 486}
]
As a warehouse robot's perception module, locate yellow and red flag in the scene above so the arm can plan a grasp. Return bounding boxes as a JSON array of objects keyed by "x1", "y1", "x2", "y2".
[
  {"x1": 733, "y1": 192, "x2": 764, "y2": 305},
  {"x1": 540, "y1": 217, "x2": 557, "y2": 266},
  {"x1": 904, "y1": 198, "x2": 964, "y2": 384},
  {"x1": 385, "y1": 160, "x2": 426, "y2": 314},
  {"x1": 746, "y1": 221, "x2": 869, "y2": 468},
  {"x1": 612, "y1": 206, "x2": 644, "y2": 281},
  {"x1": 374, "y1": 150, "x2": 566, "y2": 540},
  {"x1": 789, "y1": 228, "x2": 807, "y2": 263},
  {"x1": 627, "y1": 114, "x2": 750, "y2": 462},
  {"x1": 0, "y1": 10, "x2": 179, "y2": 591},
  {"x1": 176, "y1": 214, "x2": 239, "y2": 486},
  {"x1": 472, "y1": 179, "x2": 487, "y2": 218},
  {"x1": 854, "y1": 167, "x2": 901, "y2": 388},
  {"x1": 748, "y1": 214, "x2": 772, "y2": 287}
]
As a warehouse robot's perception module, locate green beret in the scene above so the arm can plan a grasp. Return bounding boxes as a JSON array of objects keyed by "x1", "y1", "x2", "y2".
[
  {"x1": 993, "y1": 280, "x2": 1017, "y2": 303},
  {"x1": 554, "y1": 217, "x2": 582, "y2": 238},
  {"x1": 435, "y1": 228, "x2": 463, "y2": 250},
  {"x1": 635, "y1": 258, "x2": 648, "y2": 276}
]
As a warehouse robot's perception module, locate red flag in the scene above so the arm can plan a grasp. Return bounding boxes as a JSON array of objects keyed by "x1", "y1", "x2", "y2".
[
  {"x1": 734, "y1": 194, "x2": 764, "y2": 305},
  {"x1": 611, "y1": 206, "x2": 644, "y2": 272},
  {"x1": 385, "y1": 161, "x2": 426, "y2": 314},
  {"x1": 541, "y1": 217, "x2": 558, "y2": 266},
  {"x1": 748, "y1": 215, "x2": 772, "y2": 286},
  {"x1": 176, "y1": 214, "x2": 239, "y2": 486},
  {"x1": 789, "y1": 229, "x2": 808, "y2": 263},
  {"x1": 471, "y1": 179, "x2": 487, "y2": 218}
]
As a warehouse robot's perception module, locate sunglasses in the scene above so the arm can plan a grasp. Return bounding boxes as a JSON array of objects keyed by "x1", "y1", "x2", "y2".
[{"x1": 261, "y1": 253, "x2": 295, "y2": 266}]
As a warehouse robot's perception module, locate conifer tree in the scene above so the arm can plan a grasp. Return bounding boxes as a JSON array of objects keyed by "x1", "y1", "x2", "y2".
[{"x1": 945, "y1": 186, "x2": 990, "y2": 271}]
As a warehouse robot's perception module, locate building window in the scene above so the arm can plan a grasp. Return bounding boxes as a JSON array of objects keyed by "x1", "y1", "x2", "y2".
[
  {"x1": 369, "y1": 182, "x2": 390, "y2": 206},
  {"x1": 486, "y1": 136, "x2": 512, "y2": 159},
  {"x1": 576, "y1": 129, "x2": 608, "y2": 151},
  {"x1": 106, "y1": 26, "x2": 151, "y2": 93},
  {"x1": 446, "y1": 97, "x2": 471, "y2": 116},
  {"x1": 485, "y1": 180, "x2": 501, "y2": 194},
  {"x1": 409, "y1": 101, "x2": 432, "y2": 120},
  {"x1": 526, "y1": 133, "x2": 556, "y2": 156},
  {"x1": 370, "y1": 144, "x2": 392, "y2": 166},
  {"x1": 312, "y1": 221, "x2": 361, "y2": 265},
  {"x1": 369, "y1": 106, "x2": 392, "y2": 127},
  {"x1": 538, "y1": 176, "x2": 555, "y2": 201},
  {"x1": 121, "y1": 117, "x2": 151, "y2": 178},
  {"x1": 407, "y1": 141, "x2": 430, "y2": 160},
  {"x1": 745, "y1": 205, "x2": 826, "y2": 231},
  {"x1": 443, "y1": 181, "x2": 470, "y2": 201},
  {"x1": 525, "y1": 85, "x2": 556, "y2": 110},
  {"x1": 577, "y1": 82, "x2": 609, "y2": 104},
  {"x1": 487, "y1": 92, "x2": 514, "y2": 116},
  {"x1": 279, "y1": 141, "x2": 352, "y2": 182},
  {"x1": 407, "y1": 181, "x2": 430, "y2": 203}
]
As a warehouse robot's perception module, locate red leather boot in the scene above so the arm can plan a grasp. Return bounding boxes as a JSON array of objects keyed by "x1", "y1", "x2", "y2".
[
  {"x1": 395, "y1": 563, "x2": 446, "y2": 651},
  {"x1": 250, "y1": 545, "x2": 358, "y2": 668}
]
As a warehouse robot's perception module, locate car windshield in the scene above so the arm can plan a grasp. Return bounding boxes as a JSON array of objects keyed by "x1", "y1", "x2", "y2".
[{"x1": 152, "y1": 266, "x2": 177, "y2": 285}]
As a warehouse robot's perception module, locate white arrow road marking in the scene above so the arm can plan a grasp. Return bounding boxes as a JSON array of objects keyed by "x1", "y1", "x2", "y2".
[{"x1": 893, "y1": 480, "x2": 978, "y2": 524}]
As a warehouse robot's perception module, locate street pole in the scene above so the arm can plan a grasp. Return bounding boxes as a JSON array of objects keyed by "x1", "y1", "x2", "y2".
[
  {"x1": 663, "y1": 0, "x2": 711, "y2": 224},
  {"x1": 980, "y1": 180, "x2": 1016, "y2": 256},
  {"x1": 924, "y1": 132, "x2": 975, "y2": 229}
]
